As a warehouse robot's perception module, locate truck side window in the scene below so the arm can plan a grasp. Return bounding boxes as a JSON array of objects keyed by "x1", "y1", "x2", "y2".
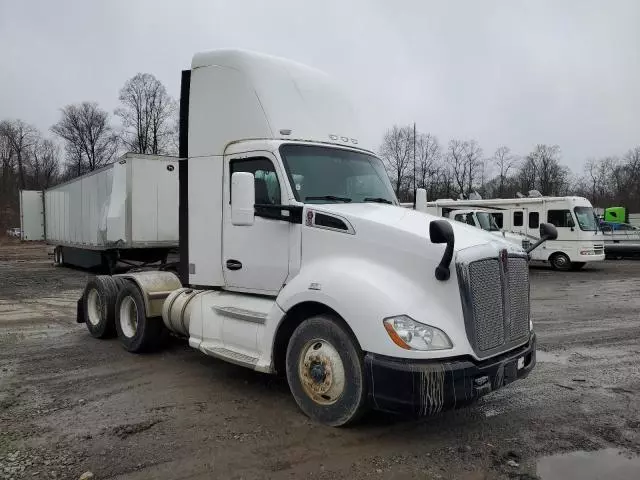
[
  {"x1": 492, "y1": 213, "x2": 503, "y2": 228},
  {"x1": 529, "y1": 212, "x2": 539, "y2": 229},
  {"x1": 230, "y1": 157, "x2": 281, "y2": 205},
  {"x1": 513, "y1": 211, "x2": 523, "y2": 227},
  {"x1": 547, "y1": 209, "x2": 573, "y2": 228}
]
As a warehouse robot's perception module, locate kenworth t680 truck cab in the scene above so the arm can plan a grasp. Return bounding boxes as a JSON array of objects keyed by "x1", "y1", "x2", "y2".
[{"x1": 76, "y1": 49, "x2": 557, "y2": 426}]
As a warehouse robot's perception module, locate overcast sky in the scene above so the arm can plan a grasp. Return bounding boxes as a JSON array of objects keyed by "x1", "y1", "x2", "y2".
[{"x1": 1, "y1": 0, "x2": 638, "y2": 173}]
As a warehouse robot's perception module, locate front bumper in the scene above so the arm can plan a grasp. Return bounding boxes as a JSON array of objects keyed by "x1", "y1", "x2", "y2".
[{"x1": 364, "y1": 333, "x2": 536, "y2": 416}]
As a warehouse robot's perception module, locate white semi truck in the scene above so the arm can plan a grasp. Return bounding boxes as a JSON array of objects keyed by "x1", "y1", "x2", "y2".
[{"x1": 76, "y1": 49, "x2": 557, "y2": 426}]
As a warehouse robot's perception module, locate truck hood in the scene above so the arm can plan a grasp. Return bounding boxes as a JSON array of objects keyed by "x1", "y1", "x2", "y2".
[{"x1": 310, "y1": 203, "x2": 522, "y2": 253}]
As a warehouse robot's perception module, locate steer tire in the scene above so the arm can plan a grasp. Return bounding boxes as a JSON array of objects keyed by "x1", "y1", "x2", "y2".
[
  {"x1": 549, "y1": 252, "x2": 571, "y2": 271},
  {"x1": 83, "y1": 275, "x2": 122, "y2": 339},
  {"x1": 115, "y1": 281, "x2": 166, "y2": 353},
  {"x1": 285, "y1": 315, "x2": 368, "y2": 427}
]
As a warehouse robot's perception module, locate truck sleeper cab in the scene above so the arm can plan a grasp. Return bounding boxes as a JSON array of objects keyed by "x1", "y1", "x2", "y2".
[{"x1": 75, "y1": 49, "x2": 556, "y2": 427}]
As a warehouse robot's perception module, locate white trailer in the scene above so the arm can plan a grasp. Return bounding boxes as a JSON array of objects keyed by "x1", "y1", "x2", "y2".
[
  {"x1": 20, "y1": 153, "x2": 179, "y2": 272},
  {"x1": 425, "y1": 196, "x2": 604, "y2": 271},
  {"x1": 75, "y1": 49, "x2": 558, "y2": 427},
  {"x1": 19, "y1": 190, "x2": 44, "y2": 241}
]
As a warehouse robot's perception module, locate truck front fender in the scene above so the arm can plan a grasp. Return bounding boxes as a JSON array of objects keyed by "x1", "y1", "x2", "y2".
[{"x1": 266, "y1": 256, "x2": 465, "y2": 361}]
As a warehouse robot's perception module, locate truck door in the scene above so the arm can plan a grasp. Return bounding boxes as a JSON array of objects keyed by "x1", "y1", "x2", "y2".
[{"x1": 222, "y1": 153, "x2": 291, "y2": 294}]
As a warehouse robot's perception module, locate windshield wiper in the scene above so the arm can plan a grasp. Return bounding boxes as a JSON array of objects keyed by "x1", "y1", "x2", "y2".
[
  {"x1": 305, "y1": 195, "x2": 352, "y2": 203},
  {"x1": 364, "y1": 197, "x2": 393, "y2": 204}
]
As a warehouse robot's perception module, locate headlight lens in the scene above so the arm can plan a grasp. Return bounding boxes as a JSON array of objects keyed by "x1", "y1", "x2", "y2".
[{"x1": 383, "y1": 315, "x2": 453, "y2": 351}]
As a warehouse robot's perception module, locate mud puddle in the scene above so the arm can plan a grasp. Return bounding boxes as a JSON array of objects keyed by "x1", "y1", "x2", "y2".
[{"x1": 537, "y1": 448, "x2": 640, "y2": 479}]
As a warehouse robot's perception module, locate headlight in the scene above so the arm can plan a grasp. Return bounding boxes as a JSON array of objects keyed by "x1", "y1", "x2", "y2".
[{"x1": 383, "y1": 315, "x2": 453, "y2": 351}]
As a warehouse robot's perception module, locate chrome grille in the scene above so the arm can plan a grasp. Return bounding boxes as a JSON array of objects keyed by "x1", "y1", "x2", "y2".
[
  {"x1": 458, "y1": 251, "x2": 530, "y2": 357},
  {"x1": 506, "y1": 257, "x2": 530, "y2": 341},
  {"x1": 468, "y1": 260, "x2": 505, "y2": 350}
]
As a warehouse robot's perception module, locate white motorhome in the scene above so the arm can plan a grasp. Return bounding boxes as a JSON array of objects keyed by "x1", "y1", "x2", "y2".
[
  {"x1": 425, "y1": 196, "x2": 604, "y2": 271},
  {"x1": 433, "y1": 206, "x2": 534, "y2": 251},
  {"x1": 74, "y1": 49, "x2": 558, "y2": 427}
]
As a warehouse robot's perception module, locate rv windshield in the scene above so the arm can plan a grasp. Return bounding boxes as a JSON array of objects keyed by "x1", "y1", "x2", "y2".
[
  {"x1": 574, "y1": 206, "x2": 598, "y2": 231},
  {"x1": 279, "y1": 144, "x2": 397, "y2": 205},
  {"x1": 476, "y1": 212, "x2": 500, "y2": 231}
]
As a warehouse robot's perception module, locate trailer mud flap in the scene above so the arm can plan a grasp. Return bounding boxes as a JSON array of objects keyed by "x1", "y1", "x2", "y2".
[{"x1": 76, "y1": 296, "x2": 86, "y2": 323}]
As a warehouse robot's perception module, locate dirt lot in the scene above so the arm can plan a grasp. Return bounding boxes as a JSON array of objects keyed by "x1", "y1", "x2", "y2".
[{"x1": 1, "y1": 242, "x2": 639, "y2": 480}]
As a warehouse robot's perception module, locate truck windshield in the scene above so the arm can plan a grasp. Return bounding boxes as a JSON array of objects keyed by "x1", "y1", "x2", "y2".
[
  {"x1": 574, "y1": 206, "x2": 598, "y2": 231},
  {"x1": 279, "y1": 144, "x2": 397, "y2": 205},
  {"x1": 476, "y1": 212, "x2": 500, "y2": 231}
]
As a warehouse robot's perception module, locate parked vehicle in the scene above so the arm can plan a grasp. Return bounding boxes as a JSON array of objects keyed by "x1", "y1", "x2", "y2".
[
  {"x1": 75, "y1": 49, "x2": 558, "y2": 426},
  {"x1": 19, "y1": 153, "x2": 179, "y2": 272},
  {"x1": 600, "y1": 221, "x2": 640, "y2": 259},
  {"x1": 5, "y1": 227, "x2": 21, "y2": 238},
  {"x1": 426, "y1": 206, "x2": 534, "y2": 251},
  {"x1": 424, "y1": 195, "x2": 604, "y2": 271}
]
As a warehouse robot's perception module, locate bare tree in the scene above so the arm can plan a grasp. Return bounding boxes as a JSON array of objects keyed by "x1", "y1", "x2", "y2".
[
  {"x1": 116, "y1": 73, "x2": 177, "y2": 155},
  {"x1": 524, "y1": 144, "x2": 568, "y2": 196},
  {"x1": 0, "y1": 119, "x2": 38, "y2": 189},
  {"x1": 51, "y1": 102, "x2": 118, "y2": 176},
  {"x1": 30, "y1": 138, "x2": 60, "y2": 189},
  {"x1": 493, "y1": 146, "x2": 518, "y2": 197},
  {"x1": 379, "y1": 125, "x2": 415, "y2": 198},
  {"x1": 415, "y1": 133, "x2": 441, "y2": 191},
  {"x1": 446, "y1": 139, "x2": 482, "y2": 197}
]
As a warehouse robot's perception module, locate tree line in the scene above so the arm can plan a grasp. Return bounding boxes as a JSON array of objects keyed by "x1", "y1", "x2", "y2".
[
  {"x1": 379, "y1": 123, "x2": 640, "y2": 212},
  {"x1": 0, "y1": 73, "x2": 177, "y2": 231}
]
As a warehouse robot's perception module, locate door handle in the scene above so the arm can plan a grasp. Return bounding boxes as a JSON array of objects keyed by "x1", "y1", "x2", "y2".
[{"x1": 226, "y1": 259, "x2": 243, "y2": 270}]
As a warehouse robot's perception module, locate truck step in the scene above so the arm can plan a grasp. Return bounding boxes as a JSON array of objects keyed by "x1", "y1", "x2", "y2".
[{"x1": 201, "y1": 345, "x2": 258, "y2": 368}]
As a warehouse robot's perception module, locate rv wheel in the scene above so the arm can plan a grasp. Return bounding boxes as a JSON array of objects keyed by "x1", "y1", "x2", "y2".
[
  {"x1": 285, "y1": 315, "x2": 368, "y2": 427},
  {"x1": 549, "y1": 252, "x2": 571, "y2": 271}
]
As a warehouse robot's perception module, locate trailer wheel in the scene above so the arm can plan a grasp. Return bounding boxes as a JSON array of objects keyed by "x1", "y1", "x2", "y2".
[
  {"x1": 285, "y1": 315, "x2": 368, "y2": 427},
  {"x1": 55, "y1": 247, "x2": 65, "y2": 267},
  {"x1": 549, "y1": 252, "x2": 571, "y2": 271},
  {"x1": 115, "y1": 282, "x2": 166, "y2": 353},
  {"x1": 83, "y1": 276, "x2": 121, "y2": 339}
]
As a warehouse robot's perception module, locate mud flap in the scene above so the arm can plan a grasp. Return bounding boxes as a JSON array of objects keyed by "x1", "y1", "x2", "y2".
[{"x1": 76, "y1": 296, "x2": 86, "y2": 323}]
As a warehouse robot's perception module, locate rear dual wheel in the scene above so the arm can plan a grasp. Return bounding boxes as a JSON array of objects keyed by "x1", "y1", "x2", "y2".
[
  {"x1": 115, "y1": 281, "x2": 167, "y2": 353},
  {"x1": 83, "y1": 276, "x2": 125, "y2": 338},
  {"x1": 285, "y1": 315, "x2": 368, "y2": 427}
]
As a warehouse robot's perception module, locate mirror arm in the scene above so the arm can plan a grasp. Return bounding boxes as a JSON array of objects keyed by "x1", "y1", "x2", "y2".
[
  {"x1": 435, "y1": 242, "x2": 454, "y2": 281},
  {"x1": 525, "y1": 236, "x2": 550, "y2": 254}
]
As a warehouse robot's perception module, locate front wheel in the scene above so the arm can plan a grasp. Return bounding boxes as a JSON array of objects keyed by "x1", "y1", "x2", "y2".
[
  {"x1": 549, "y1": 252, "x2": 571, "y2": 271},
  {"x1": 285, "y1": 315, "x2": 368, "y2": 427}
]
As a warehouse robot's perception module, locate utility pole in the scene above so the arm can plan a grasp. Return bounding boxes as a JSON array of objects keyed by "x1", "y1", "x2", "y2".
[{"x1": 413, "y1": 122, "x2": 416, "y2": 205}]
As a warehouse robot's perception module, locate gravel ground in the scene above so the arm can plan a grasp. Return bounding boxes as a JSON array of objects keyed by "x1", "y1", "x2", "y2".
[{"x1": 1, "y1": 241, "x2": 639, "y2": 480}]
